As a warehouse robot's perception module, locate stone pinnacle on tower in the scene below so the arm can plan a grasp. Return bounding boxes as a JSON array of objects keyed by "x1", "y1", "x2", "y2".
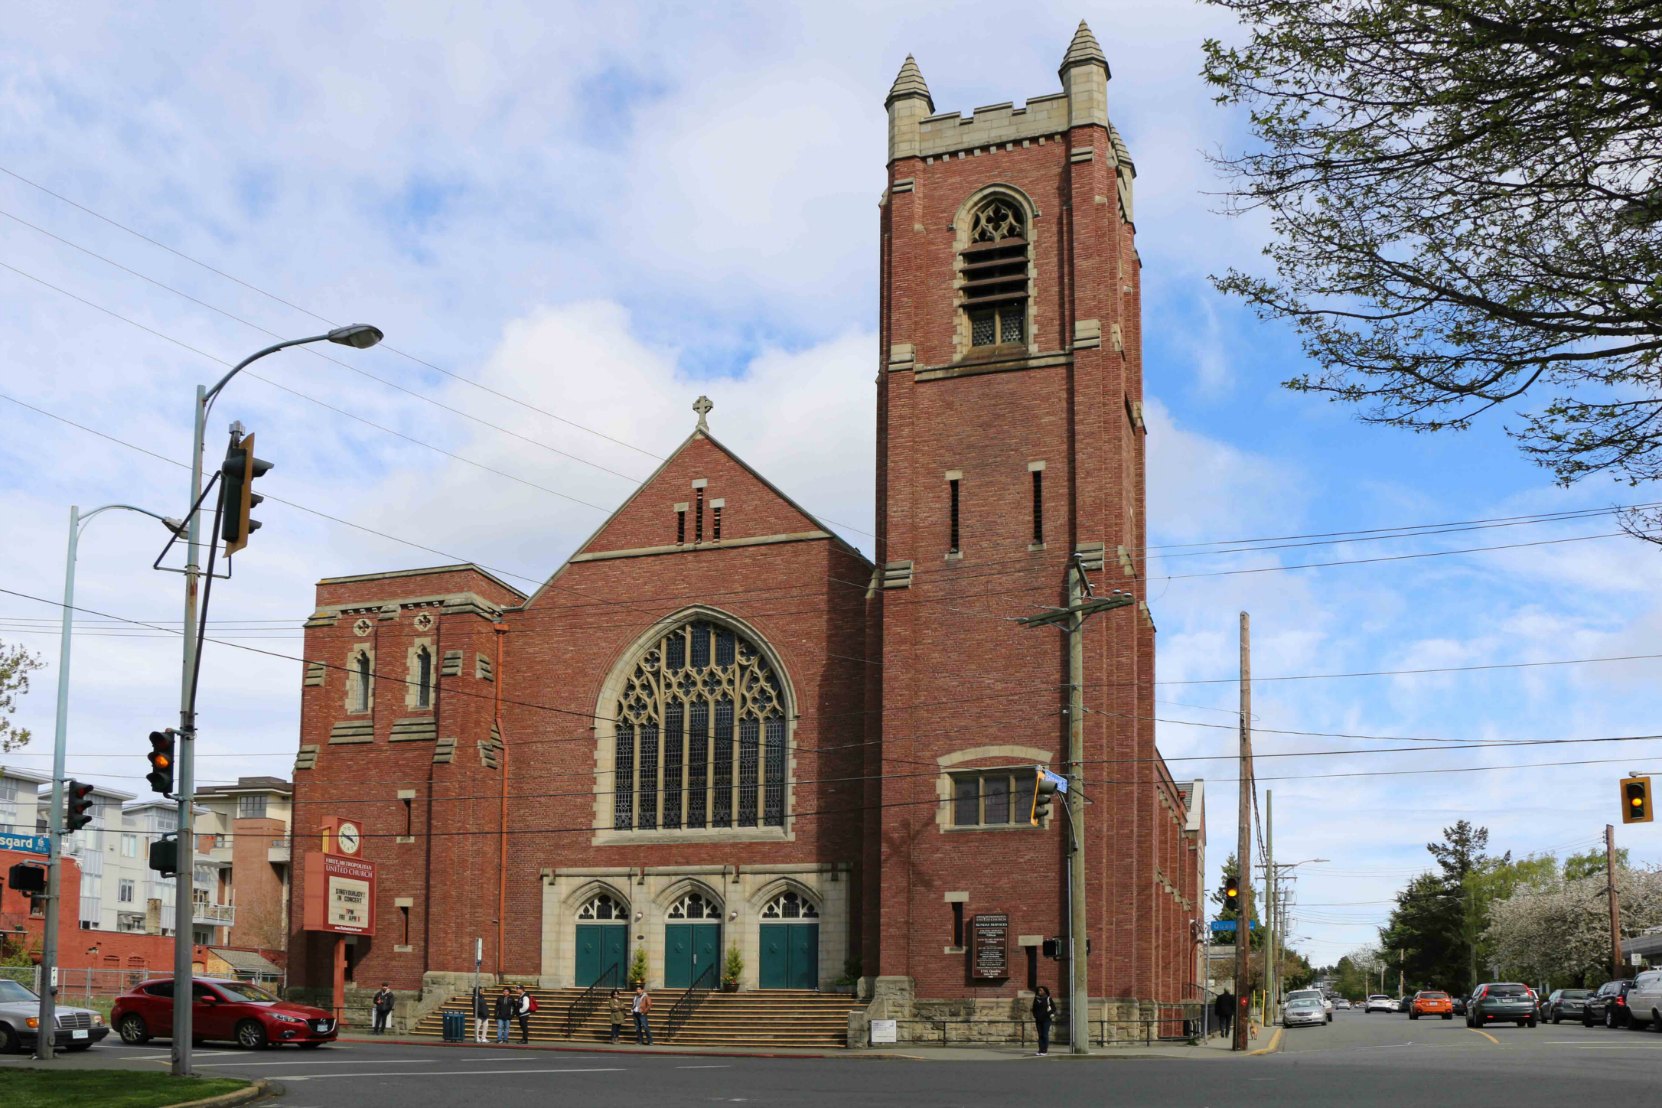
[
  {"x1": 885, "y1": 54, "x2": 934, "y2": 112},
  {"x1": 1059, "y1": 19, "x2": 1109, "y2": 79}
]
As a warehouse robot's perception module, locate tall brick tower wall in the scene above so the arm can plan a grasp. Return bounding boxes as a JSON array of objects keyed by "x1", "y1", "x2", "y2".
[{"x1": 867, "y1": 24, "x2": 1199, "y2": 1033}]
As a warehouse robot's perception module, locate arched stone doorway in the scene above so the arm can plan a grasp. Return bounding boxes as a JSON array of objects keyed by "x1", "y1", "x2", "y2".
[
  {"x1": 573, "y1": 891, "x2": 629, "y2": 989},
  {"x1": 757, "y1": 889, "x2": 819, "y2": 989},
  {"x1": 663, "y1": 891, "x2": 722, "y2": 988}
]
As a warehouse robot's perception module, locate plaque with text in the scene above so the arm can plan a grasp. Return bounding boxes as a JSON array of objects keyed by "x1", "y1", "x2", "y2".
[
  {"x1": 971, "y1": 912, "x2": 1009, "y2": 980},
  {"x1": 303, "y1": 852, "x2": 378, "y2": 935}
]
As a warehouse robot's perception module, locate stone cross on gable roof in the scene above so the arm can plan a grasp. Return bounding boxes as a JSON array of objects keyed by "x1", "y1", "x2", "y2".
[{"x1": 693, "y1": 395, "x2": 714, "y2": 432}]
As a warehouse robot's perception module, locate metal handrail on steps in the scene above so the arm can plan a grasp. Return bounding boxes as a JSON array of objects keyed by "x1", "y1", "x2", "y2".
[
  {"x1": 566, "y1": 962, "x2": 621, "y2": 1037},
  {"x1": 664, "y1": 961, "x2": 718, "y2": 1040}
]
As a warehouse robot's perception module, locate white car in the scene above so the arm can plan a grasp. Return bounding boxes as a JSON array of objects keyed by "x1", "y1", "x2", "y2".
[
  {"x1": 0, "y1": 978, "x2": 109, "y2": 1053},
  {"x1": 1284, "y1": 995, "x2": 1326, "y2": 1028},
  {"x1": 1626, "y1": 969, "x2": 1662, "y2": 1028},
  {"x1": 1286, "y1": 988, "x2": 1333, "y2": 1023},
  {"x1": 1335, "y1": 998, "x2": 1352, "y2": 1010},
  {"x1": 1364, "y1": 994, "x2": 1397, "y2": 1014}
]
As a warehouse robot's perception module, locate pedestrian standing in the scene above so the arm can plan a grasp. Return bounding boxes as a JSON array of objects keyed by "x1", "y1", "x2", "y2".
[
  {"x1": 494, "y1": 986, "x2": 516, "y2": 1044},
  {"x1": 473, "y1": 986, "x2": 491, "y2": 1043},
  {"x1": 371, "y1": 983, "x2": 395, "y2": 1035},
  {"x1": 632, "y1": 983, "x2": 654, "y2": 1045},
  {"x1": 1031, "y1": 985, "x2": 1057, "y2": 1056},
  {"x1": 1215, "y1": 989, "x2": 1235, "y2": 1039},
  {"x1": 608, "y1": 988, "x2": 626, "y2": 1043},
  {"x1": 517, "y1": 985, "x2": 534, "y2": 1044}
]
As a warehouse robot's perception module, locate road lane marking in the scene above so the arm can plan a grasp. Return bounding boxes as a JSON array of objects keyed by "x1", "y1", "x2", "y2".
[
  {"x1": 185, "y1": 1059, "x2": 438, "y2": 1068},
  {"x1": 1467, "y1": 1028, "x2": 1500, "y2": 1045},
  {"x1": 283, "y1": 1066, "x2": 625, "y2": 1081},
  {"x1": 677, "y1": 1065, "x2": 732, "y2": 1069}
]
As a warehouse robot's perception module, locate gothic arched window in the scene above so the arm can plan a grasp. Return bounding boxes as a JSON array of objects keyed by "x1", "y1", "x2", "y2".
[
  {"x1": 960, "y1": 196, "x2": 1029, "y2": 348},
  {"x1": 414, "y1": 647, "x2": 433, "y2": 709},
  {"x1": 611, "y1": 619, "x2": 789, "y2": 833},
  {"x1": 576, "y1": 892, "x2": 628, "y2": 921},
  {"x1": 667, "y1": 892, "x2": 722, "y2": 919},
  {"x1": 760, "y1": 890, "x2": 820, "y2": 920},
  {"x1": 350, "y1": 649, "x2": 373, "y2": 713}
]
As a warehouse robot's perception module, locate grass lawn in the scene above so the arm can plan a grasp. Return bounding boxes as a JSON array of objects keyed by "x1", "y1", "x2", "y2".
[{"x1": 0, "y1": 1070, "x2": 249, "y2": 1107}]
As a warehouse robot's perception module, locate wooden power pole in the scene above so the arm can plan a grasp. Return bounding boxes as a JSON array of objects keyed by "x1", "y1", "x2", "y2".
[
  {"x1": 1233, "y1": 612, "x2": 1253, "y2": 1051},
  {"x1": 1607, "y1": 824, "x2": 1623, "y2": 979}
]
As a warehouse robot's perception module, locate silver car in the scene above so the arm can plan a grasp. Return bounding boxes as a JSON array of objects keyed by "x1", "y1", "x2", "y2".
[
  {"x1": 0, "y1": 977, "x2": 110, "y2": 1053},
  {"x1": 1284, "y1": 996, "x2": 1327, "y2": 1028}
]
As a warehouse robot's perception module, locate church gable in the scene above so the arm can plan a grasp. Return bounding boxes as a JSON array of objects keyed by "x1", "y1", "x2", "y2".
[{"x1": 570, "y1": 403, "x2": 843, "y2": 565}]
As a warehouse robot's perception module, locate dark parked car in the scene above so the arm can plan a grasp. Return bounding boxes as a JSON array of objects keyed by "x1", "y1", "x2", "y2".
[
  {"x1": 112, "y1": 978, "x2": 337, "y2": 1049},
  {"x1": 1395, "y1": 996, "x2": 1411, "y2": 1012},
  {"x1": 1542, "y1": 988, "x2": 1592, "y2": 1024},
  {"x1": 1452, "y1": 995, "x2": 1468, "y2": 1016},
  {"x1": 1466, "y1": 982, "x2": 1538, "y2": 1028},
  {"x1": 1583, "y1": 979, "x2": 1637, "y2": 1028}
]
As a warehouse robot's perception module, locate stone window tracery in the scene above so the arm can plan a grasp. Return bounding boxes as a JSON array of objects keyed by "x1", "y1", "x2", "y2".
[
  {"x1": 760, "y1": 890, "x2": 819, "y2": 920},
  {"x1": 666, "y1": 892, "x2": 721, "y2": 919},
  {"x1": 577, "y1": 892, "x2": 628, "y2": 921},
  {"x1": 960, "y1": 196, "x2": 1030, "y2": 348},
  {"x1": 611, "y1": 618, "x2": 789, "y2": 833}
]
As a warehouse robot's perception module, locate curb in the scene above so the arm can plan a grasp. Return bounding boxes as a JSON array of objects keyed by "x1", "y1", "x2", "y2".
[
  {"x1": 337, "y1": 1035, "x2": 841, "y2": 1060},
  {"x1": 173, "y1": 1078, "x2": 272, "y2": 1108},
  {"x1": 1249, "y1": 1028, "x2": 1285, "y2": 1056}
]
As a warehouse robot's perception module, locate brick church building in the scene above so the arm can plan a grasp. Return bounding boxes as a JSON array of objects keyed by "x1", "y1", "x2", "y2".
[{"x1": 289, "y1": 23, "x2": 1205, "y2": 1037}]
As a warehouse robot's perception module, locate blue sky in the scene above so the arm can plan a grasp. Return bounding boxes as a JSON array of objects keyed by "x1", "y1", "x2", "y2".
[{"x1": 2, "y1": 0, "x2": 1660, "y2": 968}]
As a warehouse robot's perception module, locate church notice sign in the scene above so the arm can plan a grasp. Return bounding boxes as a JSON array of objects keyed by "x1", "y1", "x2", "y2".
[
  {"x1": 303, "y1": 853, "x2": 377, "y2": 935},
  {"x1": 971, "y1": 912, "x2": 1009, "y2": 980}
]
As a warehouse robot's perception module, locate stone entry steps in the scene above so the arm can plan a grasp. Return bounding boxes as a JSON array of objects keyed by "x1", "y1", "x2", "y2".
[{"x1": 415, "y1": 986, "x2": 854, "y2": 1048}]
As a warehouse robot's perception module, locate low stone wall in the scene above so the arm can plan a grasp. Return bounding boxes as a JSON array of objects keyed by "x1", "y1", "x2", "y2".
[{"x1": 849, "y1": 977, "x2": 1197, "y2": 1048}]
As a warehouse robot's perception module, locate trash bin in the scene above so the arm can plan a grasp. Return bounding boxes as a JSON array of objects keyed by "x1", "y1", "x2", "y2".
[{"x1": 443, "y1": 1009, "x2": 465, "y2": 1042}]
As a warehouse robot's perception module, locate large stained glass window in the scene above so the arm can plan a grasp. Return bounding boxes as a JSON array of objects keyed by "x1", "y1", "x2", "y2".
[{"x1": 612, "y1": 619, "x2": 789, "y2": 832}]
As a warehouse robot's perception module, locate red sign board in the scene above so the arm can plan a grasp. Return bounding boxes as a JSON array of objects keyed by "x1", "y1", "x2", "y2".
[{"x1": 303, "y1": 853, "x2": 377, "y2": 935}]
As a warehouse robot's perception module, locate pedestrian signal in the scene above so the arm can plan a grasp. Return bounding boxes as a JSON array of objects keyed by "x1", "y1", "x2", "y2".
[{"x1": 1622, "y1": 776, "x2": 1652, "y2": 824}]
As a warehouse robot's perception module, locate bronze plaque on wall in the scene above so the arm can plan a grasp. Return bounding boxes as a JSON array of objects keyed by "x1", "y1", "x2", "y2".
[{"x1": 971, "y1": 912, "x2": 1009, "y2": 980}]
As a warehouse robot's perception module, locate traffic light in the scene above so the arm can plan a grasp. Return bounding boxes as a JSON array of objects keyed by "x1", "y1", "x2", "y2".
[
  {"x1": 146, "y1": 729, "x2": 176, "y2": 795},
  {"x1": 7, "y1": 862, "x2": 47, "y2": 896},
  {"x1": 1042, "y1": 938, "x2": 1061, "y2": 960},
  {"x1": 220, "y1": 430, "x2": 273, "y2": 556},
  {"x1": 1031, "y1": 770, "x2": 1061, "y2": 826},
  {"x1": 65, "y1": 780, "x2": 95, "y2": 832},
  {"x1": 1224, "y1": 874, "x2": 1241, "y2": 906},
  {"x1": 1622, "y1": 776, "x2": 1653, "y2": 824},
  {"x1": 148, "y1": 834, "x2": 178, "y2": 877}
]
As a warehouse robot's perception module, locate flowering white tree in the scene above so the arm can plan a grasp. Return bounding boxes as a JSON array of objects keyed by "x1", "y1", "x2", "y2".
[{"x1": 1484, "y1": 869, "x2": 1662, "y2": 985}]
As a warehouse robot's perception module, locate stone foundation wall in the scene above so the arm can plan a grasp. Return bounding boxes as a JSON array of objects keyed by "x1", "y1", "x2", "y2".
[{"x1": 850, "y1": 977, "x2": 1197, "y2": 1048}]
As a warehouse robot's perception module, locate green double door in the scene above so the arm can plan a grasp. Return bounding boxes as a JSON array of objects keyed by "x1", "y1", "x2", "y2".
[
  {"x1": 759, "y1": 923, "x2": 819, "y2": 989},
  {"x1": 664, "y1": 923, "x2": 722, "y2": 988},
  {"x1": 574, "y1": 924, "x2": 627, "y2": 988}
]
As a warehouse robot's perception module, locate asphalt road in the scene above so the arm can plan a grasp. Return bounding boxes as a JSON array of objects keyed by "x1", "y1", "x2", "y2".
[{"x1": 9, "y1": 1009, "x2": 1662, "y2": 1106}]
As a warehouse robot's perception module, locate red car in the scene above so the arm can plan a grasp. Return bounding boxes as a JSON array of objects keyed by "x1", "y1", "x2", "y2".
[{"x1": 112, "y1": 978, "x2": 337, "y2": 1050}]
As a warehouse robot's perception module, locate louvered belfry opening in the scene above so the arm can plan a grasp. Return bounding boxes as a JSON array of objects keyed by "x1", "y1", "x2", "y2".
[{"x1": 961, "y1": 198, "x2": 1029, "y2": 348}]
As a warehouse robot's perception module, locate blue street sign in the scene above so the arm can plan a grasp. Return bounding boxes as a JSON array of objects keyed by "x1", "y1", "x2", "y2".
[
  {"x1": 0, "y1": 832, "x2": 50, "y2": 855},
  {"x1": 1210, "y1": 919, "x2": 1258, "y2": 933},
  {"x1": 1039, "y1": 769, "x2": 1069, "y2": 794}
]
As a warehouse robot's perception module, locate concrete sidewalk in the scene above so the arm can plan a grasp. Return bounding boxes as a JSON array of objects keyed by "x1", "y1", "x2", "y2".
[{"x1": 340, "y1": 1020, "x2": 1277, "y2": 1062}]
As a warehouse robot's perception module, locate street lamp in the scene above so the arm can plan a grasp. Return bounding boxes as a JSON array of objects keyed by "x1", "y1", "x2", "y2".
[
  {"x1": 169, "y1": 325, "x2": 381, "y2": 1076},
  {"x1": 37, "y1": 503, "x2": 182, "y2": 1060}
]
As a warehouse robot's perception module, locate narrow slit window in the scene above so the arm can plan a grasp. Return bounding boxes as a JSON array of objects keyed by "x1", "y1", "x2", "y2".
[
  {"x1": 676, "y1": 508, "x2": 686, "y2": 545},
  {"x1": 354, "y1": 652, "x2": 372, "y2": 713},
  {"x1": 712, "y1": 505, "x2": 722, "y2": 541},
  {"x1": 949, "y1": 478, "x2": 961, "y2": 554},
  {"x1": 952, "y1": 902, "x2": 965, "y2": 948},
  {"x1": 695, "y1": 489, "x2": 705, "y2": 542},
  {"x1": 1031, "y1": 470, "x2": 1044, "y2": 545},
  {"x1": 401, "y1": 796, "x2": 413, "y2": 837},
  {"x1": 1026, "y1": 945, "x2": 1039, "y2": 991},
  {"x1": 400, "y1": 905, "x2": 410, "y2": 945},
  {"x1": 415, "y1": 647, "x2": 432, "y2": 708}
]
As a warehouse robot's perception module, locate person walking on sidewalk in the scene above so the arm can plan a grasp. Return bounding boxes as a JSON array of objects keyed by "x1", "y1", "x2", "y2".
[
  {"x1": 1031, "y1": 985, "x2": 1057, "y2": 1056},
  {"x1": 608, "y1": 988, "x2": 626, "y2": 1043},
  {"x1": 371, "y1": 984, "x2": 395, "y2": 1035},
  {"x1": 494, "y1": 986, "x2": 516, "y2": 1044},
  {"x1": 632, "y1": 984, "x2": 654, "y2": 1045},
  {"x1": 473, "y1": 986, "x2": 491, "y2": 1043},
  {"x1": 1215, "y1": 989, "x2": 1235, "y2": 1039}
]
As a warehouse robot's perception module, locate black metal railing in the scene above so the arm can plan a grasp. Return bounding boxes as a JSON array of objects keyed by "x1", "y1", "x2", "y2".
[
  {"x1": 566, "y1": 962, "x2": 620, "y2": 1037},
  {"x1": 664, "y1": 961, "x2": 718, "y2": 1040}
]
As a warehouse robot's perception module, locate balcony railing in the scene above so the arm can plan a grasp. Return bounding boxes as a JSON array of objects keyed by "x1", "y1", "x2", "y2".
[
  {"x1": 267, "y1": 838, "x2": 290, "y2": 864},
  {"x1": 192, "y1": 901, "x2": 235, "y2": 925}
]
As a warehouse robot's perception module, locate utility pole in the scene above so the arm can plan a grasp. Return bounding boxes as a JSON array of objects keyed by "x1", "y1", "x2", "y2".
[
  {"x1": 1017, "y1": 555, "x2": 1132, "y2": 1056},
  {"x1": 1233, "y1": 612, "x2": 1253, "y2": 1051},
  {"x1": 1607, "y1": 824, "x2": 1623, "y2": 979},
  {"x1": 1264, "y1": 789, "x2": 1274, "y2": 1025}
]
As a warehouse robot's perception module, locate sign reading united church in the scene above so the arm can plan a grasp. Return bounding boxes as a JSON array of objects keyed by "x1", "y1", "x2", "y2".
[
  {"x1": 971, "y1": 913, "x2": 1009, "y2": 980},
  {"x1": 303, "y1": 855, "x2": 377, "y2": 935}
]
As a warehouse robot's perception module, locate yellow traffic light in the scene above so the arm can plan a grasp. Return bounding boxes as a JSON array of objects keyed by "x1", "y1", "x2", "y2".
[{"x1": 1623, "y1": 776, "x2": 1652, "y2": 824}]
